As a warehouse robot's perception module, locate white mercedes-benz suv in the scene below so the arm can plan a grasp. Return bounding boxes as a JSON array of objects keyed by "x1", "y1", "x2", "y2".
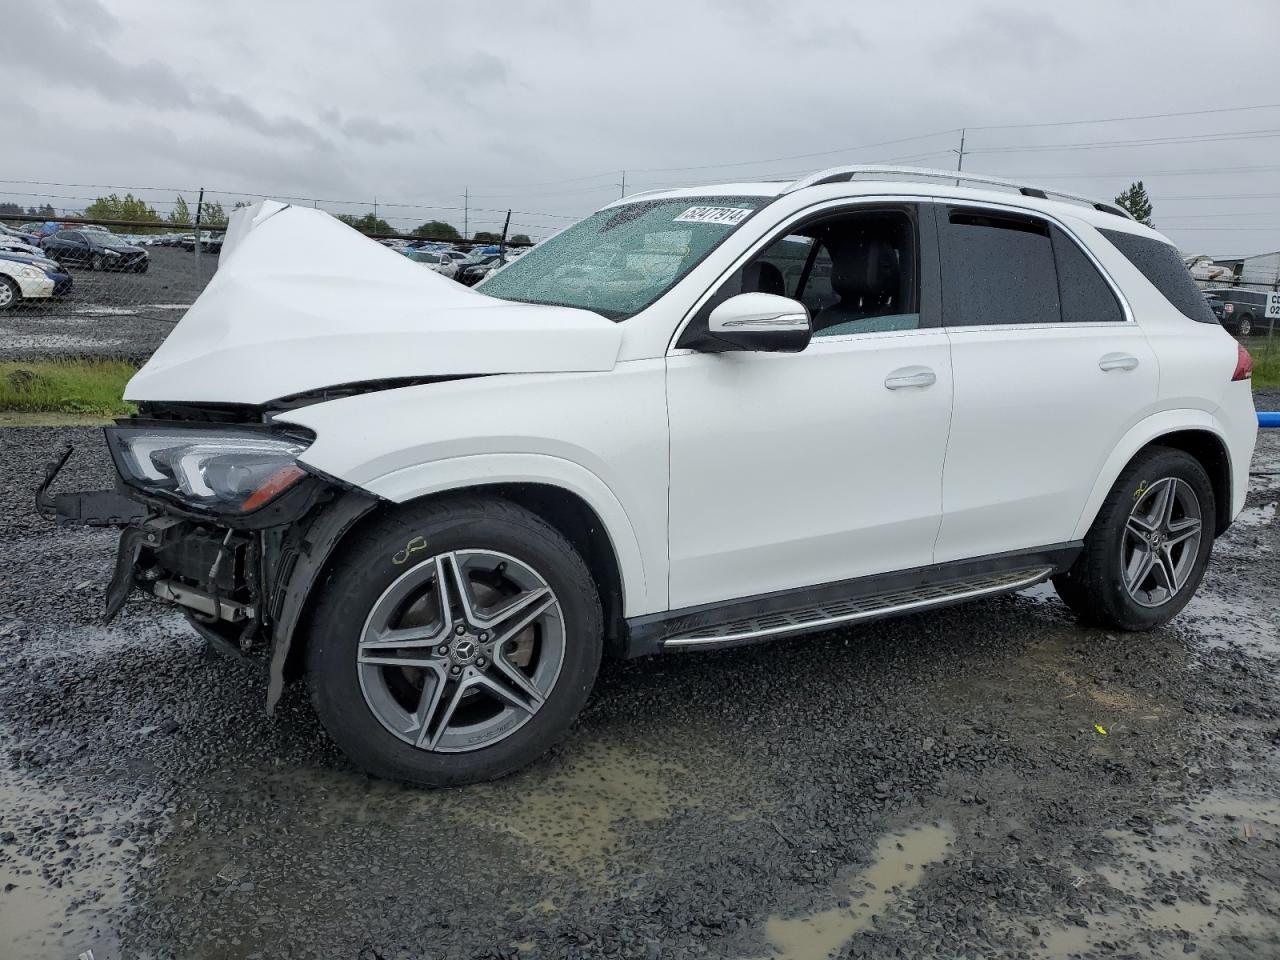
[{"x1": 46, "y1": 166, "x2": 1258, "y2": 787}]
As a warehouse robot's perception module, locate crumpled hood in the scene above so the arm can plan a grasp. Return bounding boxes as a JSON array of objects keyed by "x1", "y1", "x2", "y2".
[{"x1": 125, "y1": 201, "x2": 620, "y2": 405}]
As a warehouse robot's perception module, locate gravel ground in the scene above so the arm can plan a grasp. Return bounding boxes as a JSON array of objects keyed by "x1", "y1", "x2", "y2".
[
  {"x1": 0, "y1": 248, "x2": 215, "y2": 361},
  {"x1": 1, "y1": 425, "x2": 1278, "y2": 960}
]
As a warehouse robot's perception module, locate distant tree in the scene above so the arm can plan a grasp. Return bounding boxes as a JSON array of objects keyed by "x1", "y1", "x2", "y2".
[
  {"x1": 1, "y1": 203, "x2": 58, "y2": 218},
  {"x1": 472, "y1": 230, "x2": 502, "y2": 243},
  {"x1": 168, "y1": 195, "x2": 190, "y2": 225},
  {"x1": 336, "y1": 213, "x2": 395, "y2": 235},
  {"x1": 1115, "y1": 181, "x2": 1153, "y2": 226},
  {"x1": 413, "y1": 220, "x2": 461, "y2": 240},
  {"x1": 82, "y1": 193, "x2": 165, "y2": 233},
  {"x1": 510, "y1": 233, "x2": 532, "y2": 245},
  {"x1": 197, "y1": 200, "x2": 227, "y2": 227}
]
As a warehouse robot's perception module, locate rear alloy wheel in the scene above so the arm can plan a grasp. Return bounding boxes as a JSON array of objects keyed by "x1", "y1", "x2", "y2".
[
  {"x1": 1053, "y1": 447, "x2": 1214, "y2": 630},
  {"x1": 1237, "y1": 314, "x2": 1253, "y2": 337},
  {"x1": 307, "y1": 497, "x2": 602, "y2": 787},
  {"x1": 0, "y1": 276, "x2": 18, "y2": 311}
]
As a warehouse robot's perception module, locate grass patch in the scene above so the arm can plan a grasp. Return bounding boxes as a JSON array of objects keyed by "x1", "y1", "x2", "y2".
[
  {"x1": 0, "y1": 360, "x2": 138, "y2": 416},
  {"x1": 1250, "y1": 340, "x2": 1280, "y2": 391}
]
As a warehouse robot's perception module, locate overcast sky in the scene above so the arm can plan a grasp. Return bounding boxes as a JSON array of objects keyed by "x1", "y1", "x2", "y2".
[{"x1": 5, "y1": 0, "x2": 1279, "y2": 255}]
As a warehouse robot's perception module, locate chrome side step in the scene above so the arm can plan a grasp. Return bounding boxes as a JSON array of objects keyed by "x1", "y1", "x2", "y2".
[{"x1": 662, "y1": 566, "x2": 1052, "y2": 650}]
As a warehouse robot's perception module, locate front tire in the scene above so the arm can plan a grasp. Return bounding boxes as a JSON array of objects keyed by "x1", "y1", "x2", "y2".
[
  {"x1": 0, "y1": 276, "x2": 18, "y2": 311},
  {"x1": 1053, "y1": 447, "x2": 1214, "y2": 630},
  {"x1": 307, "y1": 496, "x2": 603, "y2": 787}
]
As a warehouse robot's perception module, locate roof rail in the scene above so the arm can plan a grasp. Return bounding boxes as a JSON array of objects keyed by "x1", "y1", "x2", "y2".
[{"x1": 784, "y1": 165, "x2": 1134, "y2": 220}]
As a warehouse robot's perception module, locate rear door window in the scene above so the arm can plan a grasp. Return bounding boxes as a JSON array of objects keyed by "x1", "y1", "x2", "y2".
[
  {"x1": 1050, "y1": 226, "x2": 1124, "y2": 324},
  {"x1": 939, "y1": 210, "x2": 1060, "y2": 326}
]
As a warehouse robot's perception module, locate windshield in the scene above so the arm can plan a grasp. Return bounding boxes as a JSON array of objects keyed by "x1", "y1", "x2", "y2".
[
  {"x1": 98, "y1": 233, "x2": 137, "y2": 249},
  {"x1": 478, "y1": 196, "x2": 768, "y2": 319}
]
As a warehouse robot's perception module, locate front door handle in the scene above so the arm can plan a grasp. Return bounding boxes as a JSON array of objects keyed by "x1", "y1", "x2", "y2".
[
  {"x1": 884, "y1": 366, "x2": 937, "y2": 390},
  {"x1": 1099, "y1": 352, "x2": 1139, "y2": 372}
]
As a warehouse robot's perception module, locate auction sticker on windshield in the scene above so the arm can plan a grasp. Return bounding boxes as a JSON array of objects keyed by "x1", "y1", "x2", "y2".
[{"x1": 672, "y1": 206, "x2": 754, "y2": 226}]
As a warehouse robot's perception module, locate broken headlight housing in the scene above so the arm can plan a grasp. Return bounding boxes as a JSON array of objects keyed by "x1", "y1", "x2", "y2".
[{"x1": 106, "y1": 426, "x2": 312, "y2": 514}]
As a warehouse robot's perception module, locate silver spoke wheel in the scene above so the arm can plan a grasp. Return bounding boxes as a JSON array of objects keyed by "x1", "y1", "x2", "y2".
[
  {"x1": 1120, "y1": 476, "x2": 1203, "y2": 608},
  {"x1": 357, "y1": 549, "x2": 565, "y2": 753}
]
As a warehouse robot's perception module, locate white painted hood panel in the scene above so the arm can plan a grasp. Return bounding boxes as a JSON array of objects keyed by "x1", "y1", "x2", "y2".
[{"x1": 125, "y1": 201, "x2": 621, "y2": 405}]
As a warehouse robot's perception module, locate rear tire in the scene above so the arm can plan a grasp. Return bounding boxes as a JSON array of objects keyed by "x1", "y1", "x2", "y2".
[
  {"x1": 1053, "y1": 446, "x2": 1214, "y2": 630},
  {"x1": 1237, "y1": 314, "x2": 1253, "y2": 337},
  {"x1": 306, "y1": 496, "x2": 603, "y2": 787}
]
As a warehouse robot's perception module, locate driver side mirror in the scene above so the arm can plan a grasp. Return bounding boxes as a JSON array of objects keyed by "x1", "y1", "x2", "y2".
[{"x1": 706, "y1": 293, "x2": 812, "y2": 353}]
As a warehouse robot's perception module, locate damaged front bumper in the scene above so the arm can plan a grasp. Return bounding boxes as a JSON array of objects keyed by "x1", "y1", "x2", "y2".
[{"x1": 38, "y1": 442, "x2": 377, "y2": 711}]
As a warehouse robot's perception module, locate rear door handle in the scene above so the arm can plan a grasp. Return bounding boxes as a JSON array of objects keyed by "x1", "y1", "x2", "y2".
[
  {"x1": 884, "y1": 366, "x2": 936, "y2": 390},
  {"x1": 1099, "y1": 352, "x2": 1139, "y2": 372}
]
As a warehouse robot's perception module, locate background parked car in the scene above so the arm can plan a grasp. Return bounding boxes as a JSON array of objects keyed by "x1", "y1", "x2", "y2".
[
  {"x1": 0, "y1": 251, "x2": 72, "y2": 310},
  {"x1": 0, "y1": 235, "x2": 46, "y2": 258},
  {"x1": 1204, "y1": 294, "x2": 1226, "y2": 323},
  {"x1": 41, "y1": 229, "x2": 150, "y2": 272},
  {"x1": 457, "y1": 253, "x2": 511, "y2": 286},
  {"x1": 1203, "y1": 287, "x2": 1274, "y2": 336},
  {"x1": 400, "y1": 247, "x2": 459, "y2": 279}
]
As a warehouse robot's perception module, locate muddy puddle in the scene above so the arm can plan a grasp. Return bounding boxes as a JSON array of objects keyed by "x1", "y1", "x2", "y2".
[
  {"x1": 1038, "y1": 790, "x2": 1280, "y2": 958},
  {"x1": 451, "y1": 742, "x2": 689, "y2": 869},
  {"x1": 0, "y1": 746, "x2": 149, "y2": 960},
  {"x1": 754, "y1": 822, "x2": 952, "y2": 960}
]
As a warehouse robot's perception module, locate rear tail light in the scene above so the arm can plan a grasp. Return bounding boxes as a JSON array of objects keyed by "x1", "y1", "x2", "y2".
[
  {"x1": 1223, "y1": 303, "x2": 1234, "y2": 314},
  {"x1": 1232, "y1": 342, "x2": 1253, "y2": 381}
]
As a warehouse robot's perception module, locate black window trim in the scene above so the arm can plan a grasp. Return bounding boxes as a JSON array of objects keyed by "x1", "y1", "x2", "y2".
[
  {"x1": 668, "y1": 195, "x2": 942, "y2": 353},
  {"x1": 933, "y1": 200, "x2": 1133, "y2": 329}
]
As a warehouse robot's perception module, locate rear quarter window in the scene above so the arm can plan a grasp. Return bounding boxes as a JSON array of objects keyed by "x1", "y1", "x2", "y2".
[{"x1": 1099, "y1": 229, "x2": 1216, "y2": 324}]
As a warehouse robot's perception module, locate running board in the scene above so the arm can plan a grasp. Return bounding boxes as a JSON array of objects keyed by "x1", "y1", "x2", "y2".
[{"x1": 662, "y1": 566, "x2": 1053, "y2": 650}]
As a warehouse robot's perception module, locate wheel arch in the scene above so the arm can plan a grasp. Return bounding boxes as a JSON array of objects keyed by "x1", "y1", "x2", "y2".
[
  {"x1": 275, "y1": 469, "x2": 644, "y2": 701},
  {"x1": 1072, "y1": 412, "x2": 1234, "y2": 541}
]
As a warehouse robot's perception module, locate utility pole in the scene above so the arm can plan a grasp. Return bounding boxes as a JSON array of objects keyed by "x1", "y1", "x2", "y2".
[
  {"x1": 463, "y1": 187, "x2": 469, "y2": 241},
  {"x1": 619, "y1": 170, "x2": 626, "y2": 199},
  {"x1": 954, "y1": 128, "x2": 966, "y2": 186},
  {"x1": 193, "y1": 186, "x2": 203, "y2": 277},
  {"x1": 498, "y1": 208, "x2": 511, "y2": 260},
  {"x1": 373, "y1": 195, "x2": 378, "y2": 227}
]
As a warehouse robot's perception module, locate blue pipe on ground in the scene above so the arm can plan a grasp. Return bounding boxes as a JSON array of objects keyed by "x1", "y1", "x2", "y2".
[{"x1": 1260, "y1": 412, "x2": 1280, "y2": 428}]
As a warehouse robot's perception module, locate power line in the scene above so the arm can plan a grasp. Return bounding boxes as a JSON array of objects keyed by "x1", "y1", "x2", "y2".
[
  {"x1": 966, "y1": 101, "x2": 1280, "y2": 131},
  {"x1": 1004, "y1": 164, "x2": 1280, "y2": 180},
  {"x1": 970, "y1": 128, "x2": 1280, "y2": 155}
]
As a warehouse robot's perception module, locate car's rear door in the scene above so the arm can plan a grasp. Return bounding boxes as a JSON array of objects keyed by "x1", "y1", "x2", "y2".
[{"x1": 933, "y1": 203, "x2": 1159, "y2": 563}]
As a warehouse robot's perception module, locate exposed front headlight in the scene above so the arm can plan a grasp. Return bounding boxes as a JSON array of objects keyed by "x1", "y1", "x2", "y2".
[
  {"x1": 103, "y1": 249, "x2": 121, "y2": 257},
  {"x1": 106, "y1": 427, "x2": 312, "y2": 513}
]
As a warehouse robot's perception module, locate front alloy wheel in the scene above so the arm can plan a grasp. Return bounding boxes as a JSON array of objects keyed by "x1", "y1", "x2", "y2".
[
  {"x1": 306, "y1": 496, "x2": 603, "y2": 787},
  {"x1": 358, "y1": 549, "x2": 565, "y2": 753}
]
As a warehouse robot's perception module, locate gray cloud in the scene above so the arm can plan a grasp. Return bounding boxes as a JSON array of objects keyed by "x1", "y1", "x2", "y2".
[{"x1": 2, "y1": 0, "x2": 1278, "y2": 252}]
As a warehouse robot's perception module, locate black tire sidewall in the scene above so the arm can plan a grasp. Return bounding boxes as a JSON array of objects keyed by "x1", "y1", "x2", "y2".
[
  {"x1": 1086, "y1": 448, "x2": 1216, "y2": 630},
  {"x1": 307, "y1": 500, "x2": 602, "y2": 787},
  {"x1": 0, "y1": 277, "x2": 17, "y2": 311}
]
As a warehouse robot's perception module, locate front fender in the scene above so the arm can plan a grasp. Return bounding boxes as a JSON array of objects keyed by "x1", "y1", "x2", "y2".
[
  {"x1": 1071, "y1": 408, "x2": 1233, "y2": 541},
  {"x1": 363, "y1": 452, "x2": 654, "y2": 617}
]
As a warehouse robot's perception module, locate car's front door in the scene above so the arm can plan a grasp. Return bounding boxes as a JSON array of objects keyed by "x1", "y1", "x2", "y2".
[
  {"x1": 932, "y1": 204, "x2": 1159, "y2": 563},
  {"x1": 665, "y1": 204, "x2": 954, "y2": 610}
]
